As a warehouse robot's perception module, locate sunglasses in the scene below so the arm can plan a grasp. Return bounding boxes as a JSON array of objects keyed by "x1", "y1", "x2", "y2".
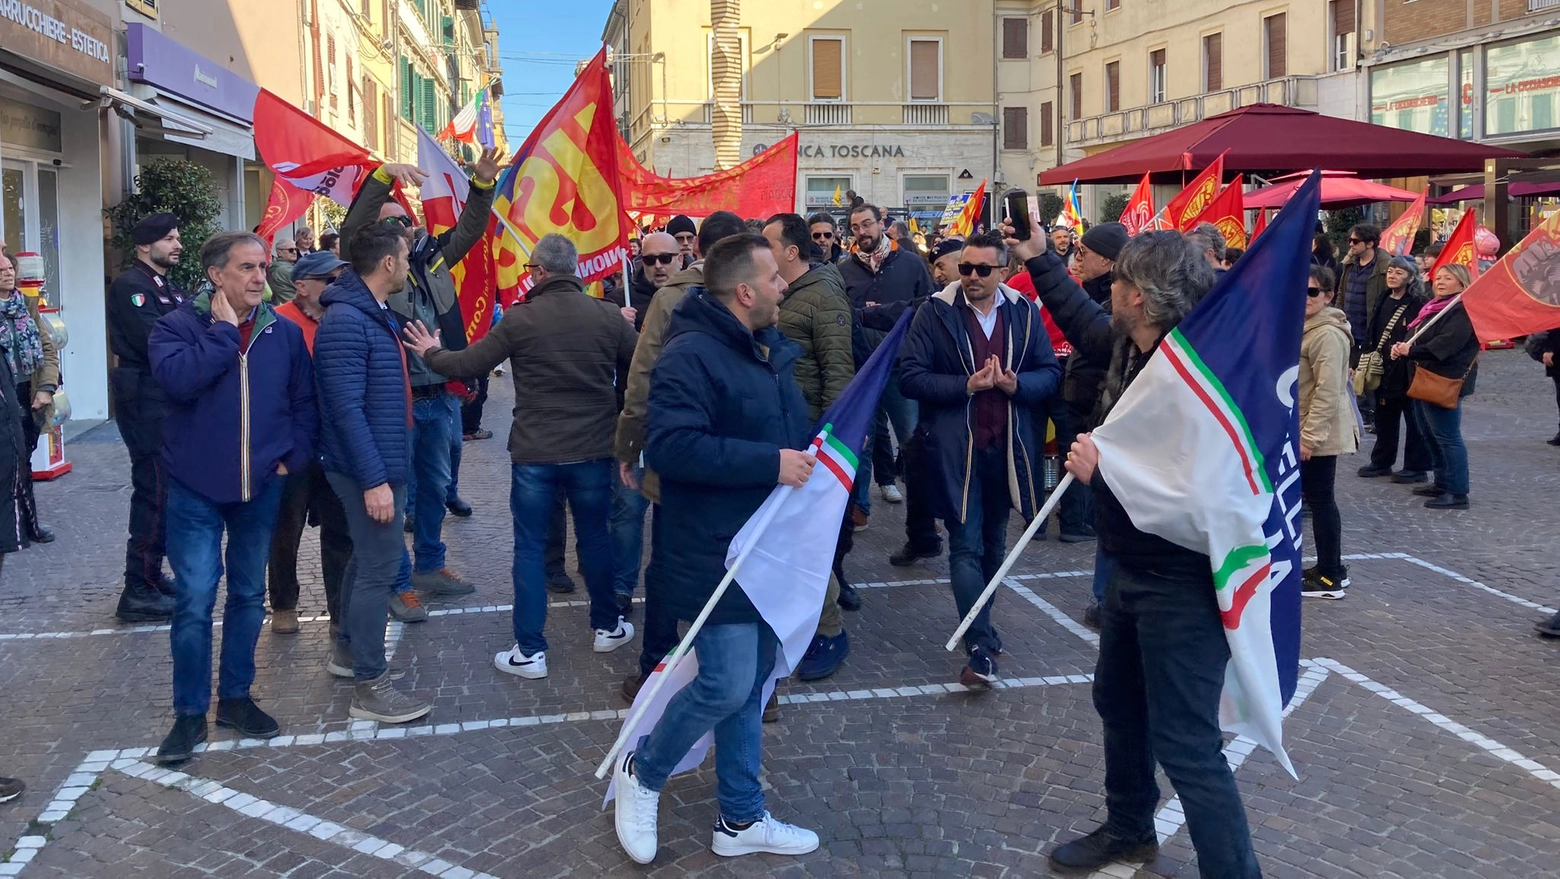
[
  {"x1": 812, "y1": 232, "x2": 835, "y2": 240},
  {"x1": 1347, "y1": 237, "x2": 1364, "y2": 244},
  {"x1": 382, "y1": 215, "x2": 413, "y2": 228},
  {"x1": 1307, "y1": 286, "x2": 1324, "y2": 297},
  {"x1": 642, "y1": 253, "x2": 679, "y2": 265},
  {"x1": 958, "y1": 263, "x2": 999, "y2": 277},
  {"x1": 280, "y1": 247, "x2": 298, "y2": 254},
  {"x1": 673, "y1": 233, "x2": 695, "y2": 242}
]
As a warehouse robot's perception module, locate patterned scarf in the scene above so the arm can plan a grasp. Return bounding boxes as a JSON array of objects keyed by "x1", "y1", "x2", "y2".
[
  {"x1": 850, "y1": 234, "x2": 895, "y2": 275},
  {"x1": 0, "y1": 291, "x2": 43, "y2": 379}
]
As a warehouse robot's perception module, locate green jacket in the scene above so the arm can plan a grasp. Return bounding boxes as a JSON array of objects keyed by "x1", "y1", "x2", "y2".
[{"x1": 776, "y1": 262, "x2": 855, "y2": 423}]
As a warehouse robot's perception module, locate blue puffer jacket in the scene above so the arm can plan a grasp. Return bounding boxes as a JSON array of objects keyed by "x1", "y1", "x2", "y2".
[
  {"x1": 149, "y1": 292, "x2": 317, "y2": 505},
  {"x1": 645, "y1": 290, "x2": 811, "y2": 627},
  {"x1": 313, "y1": 271, "x2": 411, "y2": 490},
  {"x1": 899, "y1": 281, "x2": 1061, "y2": 524}
]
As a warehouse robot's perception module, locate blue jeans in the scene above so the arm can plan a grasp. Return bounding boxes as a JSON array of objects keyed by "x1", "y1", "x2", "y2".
[
  {"x1": 410, "y1": 391, "x2": 458, "y2": 573},
  {"x1": 510, "y1": 459, "x2": 617, "y2": 652},
  {"x1": 1091, "y1": 545, "x2": 1114, "y2": 605},
  {"x1": 1412, "y1": 398, "x2": 1469, "y2": 496},
  {"x1": 632, "y1": 622, "x2": 779, "y2": 823},
  {"x1": 611, "y1": 465, "x2": 650, "y2": 598},
  {"x1": 166, "y1": 478, "x2": 285, "y2": 717},
  {"x1": 446, "y1": 415, "x2": 464, "y2": 502},
  {"x1": 1094, "y1": 553, "x2": 1260, "y2": 878},
  {"x1": 853, "y1": 372, "x2": 918, "y2": 515},
  {"x1": 947, "y1": 444, "x2": 1009, "y2": 654}
]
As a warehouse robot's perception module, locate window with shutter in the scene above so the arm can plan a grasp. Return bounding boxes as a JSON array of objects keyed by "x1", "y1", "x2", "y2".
[
  {"x1": 1002, "y1": 107, "x2": 1028, "y2": 150},
  {"x1": 400, "y1": 59, "x2": 414, "y2": 121},
  {"x1": 1264, "y1": 14, "x2": 1286, "y2": 79},
  {"x1": 364, "y1": 77, "x2": 378, "y2": 151},
  {"x1": 1002, "y1": 18, "x2": 1027, "y2": 59},
  {"x1": 327, "y1": 36, "x2": 338, "y2": 110},
  {"x1": 383, "y1": 93, "x2": 397, "y2": 158},
  {"x1": 1105, "y1": 61, "x2": 1120, "y2": 112},
  {"x1": 1070, "y1": 72, "x2": 1083, "y2": 119},
  {"x1": 1040, "y1": 11, "x2": 1054, "y2": 54},
  {"x1": 1106, "y1": 0, "x2": 1119, "y2": 9},
  {"x1": 909, "y1": 39, "x2": 940, "y2": 101},
  {"x1": 1070, "y1": 4, "x2": 1082, "y2": 25},
  {"x1": 1330, "y1": 1, "x2": 1356, "y2": 71},
  {"x1": 1203, "y1": 34, "x2": 1222, "y2": 91},
  {"x1": 421, "y1": 76, "x2": 437, "y2": 132},
  {"x1": 1150, "y1": 49, "x2": 1166, "y2": 104},
  {"x1": 347, "y1": 58, "x2": 355, "y2": 124},
  {"x1": 811, "y1": 38, "x2": 843, "y2": 100},
  {"x1": 1040, "y1": 101, "x2": 1054, "y2": 146}
]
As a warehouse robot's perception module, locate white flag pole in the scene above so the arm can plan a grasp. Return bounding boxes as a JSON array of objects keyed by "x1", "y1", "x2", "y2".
[
  {"x1": 1401, "y1": 291, "x2": 1465, "y2": 346},
  {"x1": 593, "y1": 482, "x2": 796, "y2": 780},
  {"x1": 944, "y1": 471, "x2": 1075, "y2": 652}
]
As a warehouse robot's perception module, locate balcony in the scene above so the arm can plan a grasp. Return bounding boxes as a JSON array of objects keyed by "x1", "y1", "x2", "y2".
[
  {"x1": 902, "y1": 103, "x2": 948, "y2": 125},
  {"x1": 1066, "y1": 76, "x2": 1319, "y2": 148},
  {"x1": 635, "y1": 100, "x2": 994, "y2": 129},
  {"x1": 806, "y1": 102, "x2": 852, "y2": 125},
  {"x1": 1532, "y1": 0, "x2": 1560, "y2": 11}
]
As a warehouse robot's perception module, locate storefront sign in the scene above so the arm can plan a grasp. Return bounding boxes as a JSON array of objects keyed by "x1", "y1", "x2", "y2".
[
  {"x1": 0, "y1": 97, "x2": 62, "y2": 152},
  {"x1": 126, "y1": 23, "x2": 260, "y2": 122},
  {"x1": 1485, "y1": 34, "x2": 1560, "y2": 137},
  {"x1": 800, "y1": 143, "x2": 908, "y2": 159},
  {"x1": 0, "y1": 0, "x2": 114, "y2": 85},
  {"x1": 1370, "y1": 56, "x2": 1450, "y2": 137}
]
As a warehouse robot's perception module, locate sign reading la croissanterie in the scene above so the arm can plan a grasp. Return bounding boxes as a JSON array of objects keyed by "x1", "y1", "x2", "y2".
[{"x1": 0, "y1": 0, "x2": 114, "y2": 86}]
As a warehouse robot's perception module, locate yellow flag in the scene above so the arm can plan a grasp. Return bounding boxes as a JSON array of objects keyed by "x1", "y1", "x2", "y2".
[{"x1": 832, "y1": 185, "x2": 843, "y2": 207}]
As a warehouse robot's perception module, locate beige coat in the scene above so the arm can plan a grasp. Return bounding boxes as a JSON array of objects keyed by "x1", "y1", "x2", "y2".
[
  {"x1": 613, "y1": 263, "x2": 702, "y2": 504},
  {"x1": 1299, "y1": 307, "x2": 1359, "y2": 457}
]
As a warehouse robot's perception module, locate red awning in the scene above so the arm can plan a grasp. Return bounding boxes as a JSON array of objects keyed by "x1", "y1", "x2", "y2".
[
  {"x1": 1428, "y1": 181, "x2": 1560, "y2": 204},
  {"x1": 1039, "y1": 104, "x2": 1525, "y2": 186},
  {"x1": 1243, "y1": 170, "x2": 1421, "y2": 209}
]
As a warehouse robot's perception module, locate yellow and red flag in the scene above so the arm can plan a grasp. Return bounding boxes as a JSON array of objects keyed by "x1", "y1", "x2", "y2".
[
  {"x1": 1120, "y1": 173, "x2": 1155, "y2": 236},
  {"x1": 1164, "y1": 150, "x2": 1228, "y2": 232},
  {"x1": 1430, "y1": 209, "x2": 1479, "y2": 282},
  {"x1": 492, "y1": 47, "x2": 627, "y2": 302},
  {"x1": 947, "y1": 179, "x2": 987, "y2": 238},
  {"x1": 1462, "y1": 208, "x2": 1560, "y2": 341},
  {"x1": 1380, "y1": 191, "x2": 1427, "y2": 257},
  {"x1": 1192, "y1": 175, "x2": 1248, "y2": 250}
]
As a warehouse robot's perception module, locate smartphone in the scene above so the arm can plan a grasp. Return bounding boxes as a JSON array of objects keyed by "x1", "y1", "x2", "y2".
[{"x1": 1005, "y1": 189, "x2": 1033, "y2": 241}]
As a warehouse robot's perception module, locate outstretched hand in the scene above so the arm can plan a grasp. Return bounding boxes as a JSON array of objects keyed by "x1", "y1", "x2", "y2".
[
  {"x1": 402, "y1": 320, "x2": 442, "y2": 358},
  {"x1": 380, "y1": 163, "x2": 428, "y2": 188},
  {"x1": 473, "y1": 147, "x2": 503, "y2": 185},
  {"x1": 1000, "y1": 217, "x2": 1044, "y2": 262}
]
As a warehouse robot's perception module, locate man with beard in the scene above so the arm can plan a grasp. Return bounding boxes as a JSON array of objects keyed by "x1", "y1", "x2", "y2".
[
  {"x1": 107, "y1": 213, "x2": 188, "y2": 622},
  {"x1": 808, "y1": 213, "x2": 844, "y2": 263}
]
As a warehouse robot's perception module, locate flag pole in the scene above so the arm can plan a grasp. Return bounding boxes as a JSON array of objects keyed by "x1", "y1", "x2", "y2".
[
  {"x1": 944, "y1": 472, "x2": 1075, "y2": 652},
  {"x1": 1402, "y1": 291, "x2": 1466, "y2": 346},
  {"x1": 593, "y1": 483, "x2": 797, "y2": 780}
]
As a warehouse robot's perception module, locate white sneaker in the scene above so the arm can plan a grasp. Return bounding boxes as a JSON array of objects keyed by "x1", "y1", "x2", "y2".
[
  {"x1": 493, "y1": 645, "x2": 547, "y2": 679},
  {"x1": 594, "y1": 618, "x2": 636, "y2": 653},
  {"x1": 614, "y1": 751, "x2": 661, "y2": 864},
  {"x1": 711, "y1": 811, "x2": 820, "y2": 857},
  {"x1": 879, "y1": 483, "x2": 904, "y2": 504}
]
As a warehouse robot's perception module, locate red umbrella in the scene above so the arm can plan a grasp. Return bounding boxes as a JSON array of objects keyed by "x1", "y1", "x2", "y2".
[
  {"x1": 1243, "y1": 170, "x2": 1422, "y2": 209},
  {"x1": 1039, "y1": 104, "x2": 1524, "y2": 186}
]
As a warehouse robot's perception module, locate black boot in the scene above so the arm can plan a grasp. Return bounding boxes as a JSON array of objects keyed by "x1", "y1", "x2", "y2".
[
  {"x1": 1049, "y1": 825, "x2": 1159, "y2": 872},
  {"x1": 155, "y1": 715, "x2": 207, "y2": 766},
  {"x1": 116, "y1": 581, "x2": 175, "y2": 623},
  {"x1": 837, "y1": 582, "x2": 862, "y2": 612},
  {"x1": 1548, "y1": 430, "x2": 1560, "y2": 447}
]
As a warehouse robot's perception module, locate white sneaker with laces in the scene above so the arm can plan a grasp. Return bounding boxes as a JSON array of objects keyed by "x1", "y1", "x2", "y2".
[
  {"x1": 594, "y1": 618, "x2": 636, "y2": 653},
  {"x1": 493, "y1": 645, "x2": 547, "y2": 679},
  {"x1": 879, "y1": 483, "x2": 904, "y2": 504},
  {"x1": 711, "y1": 811, "x2": 820, "y2": 857},
  {"x1": 614, "y1": 751, "x2": 661, "y2": 864}
]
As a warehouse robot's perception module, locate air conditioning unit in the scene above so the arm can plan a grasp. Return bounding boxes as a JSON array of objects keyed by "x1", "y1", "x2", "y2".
[{"x1": 971, "y1": 111, "x2": 996, "y2": 125}]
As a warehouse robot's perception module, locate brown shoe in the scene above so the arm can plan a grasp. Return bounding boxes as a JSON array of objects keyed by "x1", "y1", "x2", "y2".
[
  {"x1": 763, "y1": 691, "x2": 780, "y2": 723},
  {"x1": 271, "y1": 609, "x2": 300, "y2": 635},
  {"x1": 621, "y1": 671, "x2": 648, "y2": 703},
  {"x1": 851, "y1": 506, "x2": 869, "y2": 531}
]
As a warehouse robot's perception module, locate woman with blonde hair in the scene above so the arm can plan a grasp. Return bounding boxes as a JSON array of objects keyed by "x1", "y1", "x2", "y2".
[{"x1": 1391, "y1": 263, "x2": 1478, "y2": 509}]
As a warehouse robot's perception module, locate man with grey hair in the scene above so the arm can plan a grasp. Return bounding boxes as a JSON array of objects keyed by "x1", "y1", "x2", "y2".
[
  {"x1": 269, "y1": 238, "x2": 299, "y2": 303},
  {"x1": 146, "y1": 231, "x2": 317, "y2": 764},
  {"x1": 1185, "y1": 222, "x2": 1228, "y2": 272},
  {"x1": 1009, "y1": 225, "x2": 1258, "y2": 876},
  {"x1": 403, "y1": 233, "x2": 639, "y2": 681}
]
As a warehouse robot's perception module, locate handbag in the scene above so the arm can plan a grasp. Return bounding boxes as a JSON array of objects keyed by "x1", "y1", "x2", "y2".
[
  {"x1": 1407, "y1": 358, "x2": 1476, "y2": 408},
  {"x1": 1353, "y1": 302, "x2": 1410, "y2": 395}
]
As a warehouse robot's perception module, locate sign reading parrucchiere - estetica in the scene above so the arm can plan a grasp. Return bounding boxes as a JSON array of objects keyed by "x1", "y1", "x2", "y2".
[{"x1": 0, "y1": 0, "x2": 115, "y2": 86}]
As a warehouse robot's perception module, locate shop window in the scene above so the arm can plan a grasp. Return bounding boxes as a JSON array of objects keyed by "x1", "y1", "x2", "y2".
[
  {"x1": 805, "y1": 176, "x2": 852, "y2": 210},
  {"x1": 1485, "y1": 35, "x2": 1560, "y2": 137},
  {"x1": 1369, "y1": 56, "x2": 1450, "y2": 137}
]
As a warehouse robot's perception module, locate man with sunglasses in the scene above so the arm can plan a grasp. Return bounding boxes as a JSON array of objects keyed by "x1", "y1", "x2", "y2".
[
  {"x1": 899, "y1": 231, "x2": 1060, "y2": 689},
  {"x1": 338, "y1": 148, "x2": 501, "y2": 603},
  {"x1": 1335, "y1": 223, "x2": 1390, "y2": 425},
  {"x1": 609, "y1": 231, "x2": 678, "y2": 332},
  {"x1": 666, "y1": 215, "x2": 698, "y2": 269},
  {"x1": 270, "y1": 239, "x2": 299, "y2": 304},
  {"x1": 808, "y1": 214, "x2": 844, "y2": 263}
]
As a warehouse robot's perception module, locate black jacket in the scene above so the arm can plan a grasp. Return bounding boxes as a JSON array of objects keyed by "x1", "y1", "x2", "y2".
[
  {"x1": 1023, "y1": 254, "x2": 1116, "y2": 425},
  {"x1": 606, "y1": 265, "x2": 657, "y2": 332},
  {"x1": 1365, "y1": 290, "x2": 1425, "y2": 397},
  {"x1": 645, "y1": 291, "x2": 811, "y2": 626},
  {"x1": 838, "y1": 247, "x2": 934, "y2": 352},
  {"x1": 1407, "y1": 299, "x2": 1480, "y2": 397}
]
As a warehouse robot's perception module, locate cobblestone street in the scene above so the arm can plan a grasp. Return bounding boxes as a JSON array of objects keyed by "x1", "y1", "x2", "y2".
[{"x1": 3, "y1": 348, "x2": 1560, "y2": 878}]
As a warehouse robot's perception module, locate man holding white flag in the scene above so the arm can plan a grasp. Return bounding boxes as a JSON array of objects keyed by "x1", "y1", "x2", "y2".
[{"x1": 612, "y1": 234, "x2": 818, "y2": 864}]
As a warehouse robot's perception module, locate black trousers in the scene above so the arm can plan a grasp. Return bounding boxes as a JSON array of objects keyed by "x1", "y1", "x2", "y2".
[
  {"x1": 1300, "y1": 455, "x2": 1344, "y2": 577},
  {"x1": 267, "y1": 463, "x2": 352, "y2": 616},
  {"x1": 462, "y1": 376, "x2": 489, "y2": 435},
  {"x1": 15, "y1": 382, "x2": 39, "y2": 532},
  {"x1": 901, "y1": 426, "x2": 941, "y2": 549},
  {"x1": 1370, "y1": 392, "x2": 1432, "y2": 473},
  {"x1": 637, "y1": 504, "x2": 680, "y2": 678},
  {"x1": 1552, "y1": 375, "x2": 1560, "y2": 428},
  {"x1": 112, "y1": 367, "x2": 167, "y2": 590}
]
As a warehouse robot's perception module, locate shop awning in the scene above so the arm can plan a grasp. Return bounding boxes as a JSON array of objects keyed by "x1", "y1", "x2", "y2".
[
  {"x1": 1039, "y1": 104, "x2": 1526, "y2": 186},
  {"x1": 101, "y1": 86, "x2": 213, "y2": 140},
  {"x1": 101, "y1": 86, "x2": 255, "y2": 160},
  {"x1": 1429, "y1": 181, "x2": 1560, "y2": 204}
]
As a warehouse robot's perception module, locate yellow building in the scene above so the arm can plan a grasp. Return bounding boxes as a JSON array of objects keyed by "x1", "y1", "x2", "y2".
[{"x1": 604, "y1": 0, "x2": 1008, "y2": 222}]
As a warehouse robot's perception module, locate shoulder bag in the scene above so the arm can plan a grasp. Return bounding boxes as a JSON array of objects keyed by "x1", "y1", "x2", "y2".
[
  {"x1": 1353, "y1": 302, "x2": 1409, "y2": 396},
  {"x1": 1407, "y1": 357, "x2": 1476, "y2": 408}
]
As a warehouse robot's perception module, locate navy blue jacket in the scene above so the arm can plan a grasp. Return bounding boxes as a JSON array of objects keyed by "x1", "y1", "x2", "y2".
[
  {"x1": 645, "y1": 290, "x2": 811, "y2": 627},
  {"x1": 314, "y1": 271, "x2": 411, "y2": 490},
  {"x1": 899, "y1": 282, "x2": 1061, "y2": 524},
  {"x1": 149, "y1": 292, "x2": 317, "y2": 505}
]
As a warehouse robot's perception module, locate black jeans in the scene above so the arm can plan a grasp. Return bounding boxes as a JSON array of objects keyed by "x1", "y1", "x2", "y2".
[
  {"x1": 111, "y1": 367, "x2": 167, "y2": 590},
  {"x1": 267, "y1": 463, "x2": 351, "y2": 616},
  {"x1": 900, "y1": 426, "x2": 941, "y2": 549},
  {"x1": 1052, "y1": 401, "x2": 1094, "y2": 535},
  {"x1": 637, "y1": 504, "x2": 681, "y2": 678},
  {"x1": 1552, "y1": 375, "x2": 1560, "y2": 429},
  {"x1": 1369, "y1": 393, "x2": 1431, "y2": 473},
  {"x1": 1094, "y1": 556, "x2": 1261, "y2": 878},
  {"x1": 462, "y1": 376, "x2": 489, "y2": 435},
  {"x1": 326, "y1": 473, "x2": 406, "y2": 681},
  {"x1": 1300, "y1": 455, "x2": 1343, "y2": 577}
]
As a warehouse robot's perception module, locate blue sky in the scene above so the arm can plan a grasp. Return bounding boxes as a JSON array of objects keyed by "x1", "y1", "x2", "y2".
[{"x1": 487, "y1": 1, "x2": 617, "y2": 150}]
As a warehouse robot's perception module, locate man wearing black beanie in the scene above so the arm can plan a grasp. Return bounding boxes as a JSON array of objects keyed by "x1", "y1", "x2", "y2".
[{"x1": 666, "y1": 215, "x2": 697, "y2": 269}]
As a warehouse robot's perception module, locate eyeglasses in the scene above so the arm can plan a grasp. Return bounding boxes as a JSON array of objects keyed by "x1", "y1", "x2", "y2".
[
  {"x1": 382, "y1": 215, "x2": 413, "y2": 228},
  {"x1": 280, "y1": 247, "x2": 298, "y2": 254},
  {"x1": 1306, "y1": 286, "x2": 1324, "y2": 297},
  {"x1": 642, "y1": 253, "x2": 679, "y2": 265},
  {"x1": 812, "y1": 232, "x2": 835, "y2": 240},
  {"x1": 958, "y1": 263, "x2": 998, "y2": 277},
  {"x1": 673, "y1": 233, "x2": 695, "y2": 243}
]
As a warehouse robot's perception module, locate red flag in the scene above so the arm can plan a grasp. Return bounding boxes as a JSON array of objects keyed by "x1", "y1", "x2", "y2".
[
  {"x1": 617, "y1": 133, "x2": 799, "y2": 219},
  {"x1": 1164, "y1": 151, "x2": 1228, "y2": 232},
  {"x1": 1251, "y1": 208, "x2": 1269, "y2": 242},
  {"x1": 1120, "y1": 173, "x2": 1155, "y2": 235},
  {"x1": 1380, "y1": 192, "x2": 1427, "y2": 258},
  {"x1": 1430, "y1": 210, "x2": 1480, "y2": 282},
  {"x1": 252, "y1": 89, "x2": 377, "y2": 207},
  {"x1": 256, "y1": 177, "x2": 314, "y2": 248},
  {"x1": 948, "y1": 179, "x2": 987, "y2": 238},
  {"x1": 1462, "y1": 209, "x2": 1560, "y2": 341},
  {"x1": 1192, "y1": 175, "x2": 1248, "y2": 250},
  {"x1": 492, "y1": 48, "x2": 627, "y2": 301}
]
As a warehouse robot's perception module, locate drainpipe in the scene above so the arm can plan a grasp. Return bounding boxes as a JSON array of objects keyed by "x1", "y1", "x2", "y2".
[{"x1": 1054, "y1": 1, "x2": 1063, "y2": 172}]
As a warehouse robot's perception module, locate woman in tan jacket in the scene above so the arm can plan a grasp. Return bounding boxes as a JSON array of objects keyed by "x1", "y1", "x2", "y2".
[
  {"x1": 0, "y1": 250, "x2": 60, "y2": 544},
  {"x1": 1299, "y1": 266, "x2": 1359, "y2": 599}
]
